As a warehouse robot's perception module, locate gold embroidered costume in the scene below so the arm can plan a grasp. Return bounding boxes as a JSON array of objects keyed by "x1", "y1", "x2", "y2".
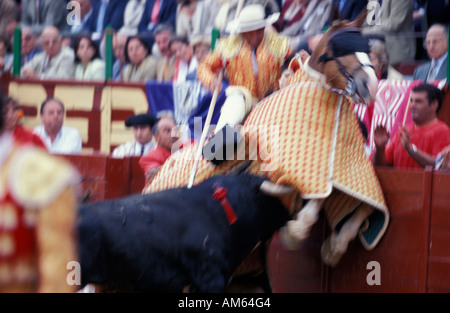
[
  {"x1": 197, "y1": 32, "x2": 291, "y2": 101},
  {"x1": 0, "y1": 136, "x2": 79, "y2": 292}
]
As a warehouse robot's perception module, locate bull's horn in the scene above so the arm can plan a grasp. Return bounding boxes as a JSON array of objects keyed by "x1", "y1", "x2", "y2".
[{"x1": 260, "y1": 181, "x2": 295, "y2": 196}]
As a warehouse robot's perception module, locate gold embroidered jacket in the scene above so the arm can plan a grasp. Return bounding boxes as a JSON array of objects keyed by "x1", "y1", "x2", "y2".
[{"x1": 197, "y1": 32, "x2": 291, "y2": 100}]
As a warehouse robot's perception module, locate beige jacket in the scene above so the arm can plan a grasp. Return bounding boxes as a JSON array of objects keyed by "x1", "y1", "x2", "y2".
[
  {"x1": 123, "y1": 55, "x2": 157, "y2": 82},
  {"x1": 22, "y1": 46, "x2": 75, "y2": 79},
  {"x1": 363, "y1": 0, "x2": 416, "y2": 65}
]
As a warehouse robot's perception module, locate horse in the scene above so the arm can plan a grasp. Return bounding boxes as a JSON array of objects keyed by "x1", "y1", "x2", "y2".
[
  {"x1": 143, "y1": 11, "x2": 389, "y2": 275},
  {"x1": 277, "y1": 13, "x2": 388, "y2": 266}
]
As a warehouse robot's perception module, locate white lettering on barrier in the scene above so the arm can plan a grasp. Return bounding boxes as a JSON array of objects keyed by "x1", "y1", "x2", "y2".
[{"x1": 366, "y1": 260, "x2": 381, "y2": 285}]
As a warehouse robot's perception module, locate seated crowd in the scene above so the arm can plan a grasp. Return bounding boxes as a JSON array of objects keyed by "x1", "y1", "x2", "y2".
[
  {"x1": 0, "y1": 0, "x2": 447, "y2": 82},
  {"x1": 0, "y1": 0, "x2": 449, "y2": 177}
]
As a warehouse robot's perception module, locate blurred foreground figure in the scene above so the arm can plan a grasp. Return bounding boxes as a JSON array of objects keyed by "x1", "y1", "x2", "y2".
[{"x1": 0, "y1": 93, "x2": 79, "y2": 292}]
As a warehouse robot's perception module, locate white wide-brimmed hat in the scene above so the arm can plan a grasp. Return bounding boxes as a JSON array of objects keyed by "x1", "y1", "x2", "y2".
[{"x1": 226, "y1": 4, "x2": 280, "y2": 34}]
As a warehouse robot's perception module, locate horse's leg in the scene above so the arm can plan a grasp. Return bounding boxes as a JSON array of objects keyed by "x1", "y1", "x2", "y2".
[
  {"x1": 321, "y1": 205, "x2": 374, "y2": 267},
  {"x1": 280, "y1": 198, "x2": 325, "y2": 250}
]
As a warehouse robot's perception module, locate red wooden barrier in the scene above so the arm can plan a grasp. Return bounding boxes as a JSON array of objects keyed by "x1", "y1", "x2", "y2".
[
  {"x1": 267, "y1": 167, "x2": 450, "y2": 293},
  {"x1": 61, "y1": 153, "x2": 126, "y2": 201},
  {"x1": 60, "y1": 152, "x2": 450, "y2": 292},
  {"x1": 2, "y1": 76, "x2": 448, "y2": 292},
  {"x1": 428, "y1": 171, "x2": 450, "y2": 292},
  {"x1": 61, "y1": 154, "x2": 147, "y2": 201}
]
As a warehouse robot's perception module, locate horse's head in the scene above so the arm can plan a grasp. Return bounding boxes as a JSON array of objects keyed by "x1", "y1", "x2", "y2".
[{"x1": 307, "y1": 12, "x2": 378, "y2": 104}]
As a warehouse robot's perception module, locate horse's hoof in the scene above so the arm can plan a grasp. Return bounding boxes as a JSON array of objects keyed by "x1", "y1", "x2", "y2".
[
  {"x1": 320, "y1": 236, "x2": 344, "y2": 267},
  {"x1": 279, "y1": 225, "x2": 302, "y2": 250}
]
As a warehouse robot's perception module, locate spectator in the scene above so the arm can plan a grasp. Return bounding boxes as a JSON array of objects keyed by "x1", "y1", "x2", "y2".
[
  {"x1": 0, "y1": 0, "x2": 18, "y2": 39},
  {"x1": 274, "y1": 0, "x2": 333, "y2": 53},
  {"x1": 20, "y1": 26, "x2": 42, "y2": 66},
  {"x1": 33, "y1": 97, "x2": 83, "y2": 154},
  {"x1": 154, "y1": 23, "x2": 176, "y2": 81},
  {"x1": 139, "y1": 114, "x2": 178, "y2": 182},
  {"x1": 118, "y1": 0, "x2": 147, "y2": 36},
  {"x1": 368, "y1": 38, "x2": 403, "y2": 81},
  {"x1": 331, "y1": 0, "x2": 367, "y2": 22},
  {"x1": 190, "y1": 34, "x2": 210, "y2": 64},
  {"x1": 272, "y1": 0, "x2": 310, "y2": 34},
  {"x1": 20, "y1": 0, "x2": 68, "y2": 34},
  {"x1": 69, "y1": 0, "x2": 94, "y2": 36},
  {"x1": 122, "y1": 35, "x2": 157, "y2": 82},
  {"x1": 176, "y1": 34, "x2": 210, "y2": 81},
  {"x1": 86, "y1": 0, "x2": 128, "y2": 42},
  {"x1": 170, "y1": 35, "x2": 196, "y2": 83},
  {"x1": 3, "y1": 96, "x2": 46, "y2": 149},
  {"x1": 73, "y1": 35, "x2": 105, "y2": 81},
  {"x1": 137, "y1": 0, "x2": 177, "y2": 46},
  {"x1": 111, "y1": 112, "x2": 158, "y2": 158},
  {"x1": 360, "y1": 37, "x2": 403, "y2": 147},
  {"x1": 0, "y1": 92, "x2": 79, "y2": 293},
  {"x1": 175, "y1": 0, "x2": 217, "y2": 40},
  {"x1": 413, "y1": 0, "x2": 427, "y2": 60},
  {"x1": 362, "y1": 0, "x2": 416, "y2": 66},
  {"x1": 21, "y1": 26, "x2": 75, "y2": 79},
  {"x1": 412, "y1": 24, "x2": 448, "y2": 83},
  {"x1": 112, "y1": 32, "x2": 128, "y2": 81},
  {"x1": 0, "y1": 35, "x2": 13, "y2": 75},
  {"x1": 372, "y1": 84, "x2": 450, "y2": 169}
]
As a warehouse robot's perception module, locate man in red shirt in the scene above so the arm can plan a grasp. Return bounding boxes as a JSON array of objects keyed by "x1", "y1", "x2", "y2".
[
  {"x1": 372, "y1": 83, "x2": 450, "y2": 169},
  {"x1": 139, "y1": 115, "x2": 178, "y2": 182}
]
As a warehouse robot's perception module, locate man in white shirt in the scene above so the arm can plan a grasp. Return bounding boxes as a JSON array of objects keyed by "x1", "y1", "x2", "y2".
[
  {"x1": 33, "y1": 97, "x2": 82, "y2": 154},
  {"x1": 111, "y1": 113, "x2": 158, "y2": 158}
]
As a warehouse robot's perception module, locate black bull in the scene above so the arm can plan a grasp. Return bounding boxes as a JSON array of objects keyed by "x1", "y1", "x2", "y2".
[{"x1": 77, "y1": 174, "x2": 292, "y2": 292}]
